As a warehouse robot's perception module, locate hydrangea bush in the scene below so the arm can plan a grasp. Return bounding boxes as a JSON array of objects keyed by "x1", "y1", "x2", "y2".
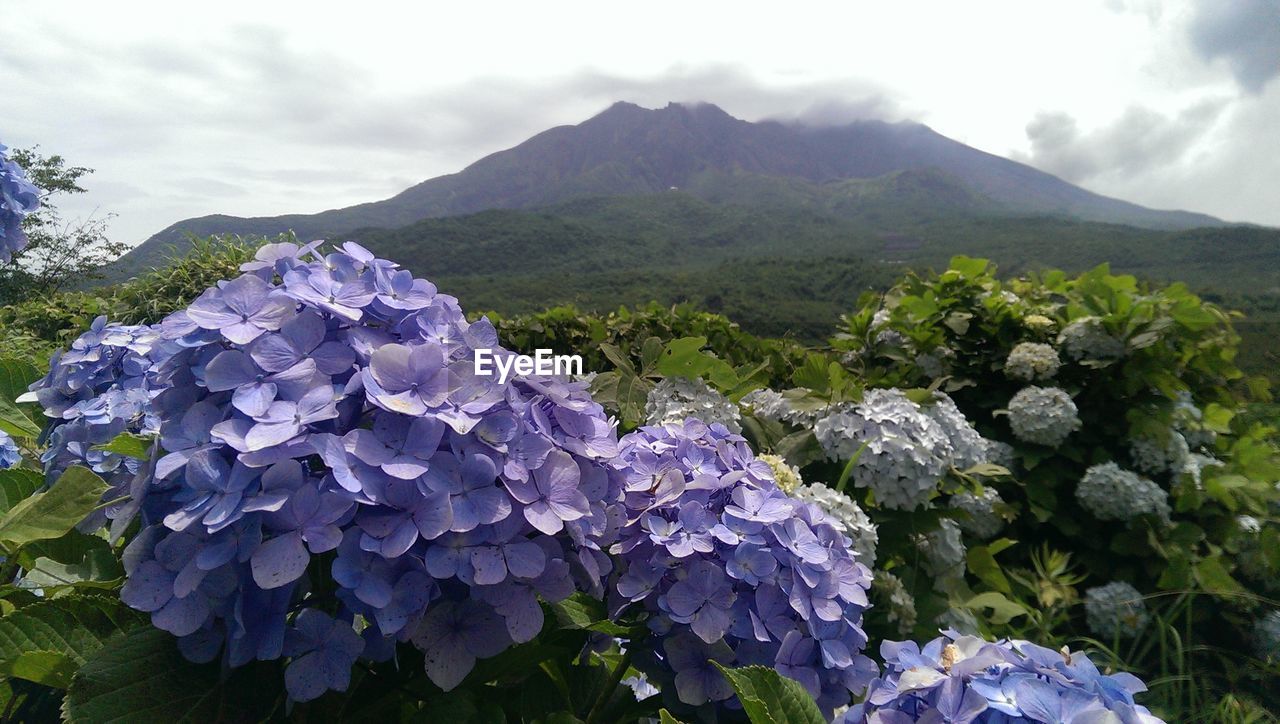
[
  {"x1": 27, "y1": 242, "x2": 626, "y2": 701},
  {"x1": 609, "y1": 419, "x2": 876, "y2": 716},
  {"x1": 832, "y1": 256, "x2": 1280, "y2": 712}
]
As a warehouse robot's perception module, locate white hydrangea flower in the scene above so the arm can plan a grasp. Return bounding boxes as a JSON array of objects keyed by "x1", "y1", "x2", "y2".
[
  {"x1": 1172, "y1": 392, "x2": 1216, "y2": 451},
  {"x1": 873, "y1": 571, "x2": 917, "y2": 636},
  {"x1": 815, "y1": 389, "x2": 955, "y2": 510},
  {"x1": 575, "y1": 371, "x2": 598, "y2": 386},
  {"x1": 792, "y1": 483, "x2": 879, "y2": 564},
  {"x1": 1084, "y1": 581, "x2": 1149, "y2": 639},
  {"x1": 740, "y1": 388, "x2": 829, "y2": 427},
  {"x1": 922, "y1": 393, "x2": 989, "y2": 470},
  {"x1": 644, "y1": 376, "x2": 741, "y2": 433},
  {"x1": 1057, "y1": 317, "x2": 1125, "y2": 362},
  {"x1": 915, "y1": 519, "x2": 966, "y2": 582},
  {"x1": 983, "y1": 439, "x2": 1017, "y2": 470},
  {"x1": 871, "y1": 309, "x2": 892, "y2": 330},
  {"x1": 1181, "y1": 452, "x2": 1224, "y2": 488},
  {"x1": 936, "y1": 607, "x2": 981, "y2": 636},
  {"x1": 1237, "y1": 515, "x2": 1262, "y2": 534},
  {"x1": 1255, "y1": 611, "x2": 1280, "y2": 662},
  {"x1": 1007, "y1": 386, "x2": 1081, "y2": 447},
  {"x1": 914, "y1": 348, "x2": 954, "y2": 379},
  {"x1": 1129, "y1": 432, "x2": 1191, "y2": 476},
  {"x1": 950, "y1": 487, "x2": 1005, "y2": 539},
  {"x1": 1023, "y1": 314, "x2": 1056, "y2": 333},
  {"x1": 1004, "y1": 342, "x2": 1061, "y2": 382},
  {"x1": 1075, "y1": 462, "x2": 1170, "y2": 523},
  {"x1": 759, "y1": 453, "x2": 803, "y2": 494},
  {"x1": 876, "y1": 328, "x2": 908, "y2": 348}
]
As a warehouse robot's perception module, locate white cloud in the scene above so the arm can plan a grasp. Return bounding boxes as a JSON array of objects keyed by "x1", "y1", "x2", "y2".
[{"x1": 1, "y1": 0, "x2": 1276, "y2": 245}]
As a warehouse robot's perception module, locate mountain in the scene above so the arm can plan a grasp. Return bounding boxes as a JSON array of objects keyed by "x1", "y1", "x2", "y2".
[{"x1": 111, "y1": 102, "x2": 1225, "y2": 277}]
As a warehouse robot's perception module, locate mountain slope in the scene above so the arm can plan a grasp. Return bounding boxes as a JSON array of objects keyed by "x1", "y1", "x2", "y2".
[{"x1": 112, "y1": 102, "x2": 1224, "y2": 278}]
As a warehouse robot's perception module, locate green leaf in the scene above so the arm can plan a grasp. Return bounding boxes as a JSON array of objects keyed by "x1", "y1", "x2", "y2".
[
  {"x1": 0, "y1": 397, "x2": 42, "y2": 438},
  {"x1": 91, "y1": 433, "x2": 155, "y2": 461},
  {"x1": 63, "y1": 627, "x2": 279, "y2": 722},
  {"x1": 0, "y1": 468, "x2": 43, "y2": 514},
  {"x1": 0, "y1": 595, "x2": 142, "y2": 688},
  {"x1": 16, "y1": 532, "x2": 124, "y2": 591},
  {"x1": 832, "y1": 442, "x2": 867, "y2": 495},
  {"x1": 0, "y1": 466, "x2": 109, "y2": 550},
  {"x1": 1193, "y1": 556, "x2": 1243, "y2": 594},
  {"x1": 550, "y1": 593, "x2": 642, "y2": 637},
  {"x1": 656, "y1": 337, "x2": 737, "y2": 389},
  {"x1": 658, "y1": 710, "x2": 686, "y2": 724},
  {"x1": 9, "y1": 650, "x2": 78, "y2": 688},
  {"x1": 773, "y1": 430, "x2": 824, "y2": 469},
  {"x1": 0, "y1": 357, "x2": 41, "y2": 406},
  {"x1": 966, "y1": 545, "x2": 1012, "y2": 594},
  {"x1": 712, "y1": 664, "x2": 825, "y2": 724},
  {"x1": 962, "y1": 591, "x2": 1028, "y2": 625}
]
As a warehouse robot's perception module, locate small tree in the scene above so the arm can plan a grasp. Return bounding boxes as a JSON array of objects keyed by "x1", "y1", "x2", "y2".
[{"x1": 0, "y1": 147, "x2": 128, "y2": 303}]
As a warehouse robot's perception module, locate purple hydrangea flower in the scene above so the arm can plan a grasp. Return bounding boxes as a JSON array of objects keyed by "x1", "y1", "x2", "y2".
[
  {"x1": 612, "y1": 420, "x2": 875, "y2": 717},
  {"x1": 33, "y1": 241, "x2": 624, "y2": 701},
  {"x1": 843, "y1": 632, "x2": 1165, "y2": 723},
  {"x1": 0, "y1": 430, "x2": 19, "y2": 469},
  {"x1": 186, "y1": 274, "x2": 296, "y2": 345},
  {"x1": 0, "y1": 143, "x2": 40, "y2": 263},
  {"x1": 282, "y1": 610, "x2": 365, "y2": 702}
]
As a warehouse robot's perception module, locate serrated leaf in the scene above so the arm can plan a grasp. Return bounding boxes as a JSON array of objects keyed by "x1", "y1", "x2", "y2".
[
  {"x1": 712, "y1": 664, "x2": 826, "y2": 724},
  {"x1": 9, "y1": 650, "x2": 78, "y2": 688},
  {"x1": 0, "y1": 595, "x2": 142, "y2": 688},
  {"x1": 63, "y1": 627, "x2": 279, "y2": 723},
  {"x1": 91, "y1": 433, "x2": 154, "y2": 460},
  {"x1": 16, "y1": 531, "x2": 123, "y2": 591},
  {"x1": 0, "y1": 466, "x2": 108, "y2": 550}
]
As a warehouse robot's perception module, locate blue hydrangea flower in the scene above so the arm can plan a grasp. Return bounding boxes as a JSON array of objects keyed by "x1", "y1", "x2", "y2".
[
  {"x1": 19, "y1": 319, "x2": 163, "y2": 536},
  {"x1": 33, "y1": 241, "x2": 624, "y2": 702},
  {"x1": 843, "y1": 632, "x2": 1164, "y2": 723},
  {"x1": 0, "y1": 142, "x2": 40, "y2": 263},
  {"x1": 612, "y1": 420, "x2": 876, "y2": 717},
  {"x1": 0, "y1": 430, "x2": 19, "y2": 469}
]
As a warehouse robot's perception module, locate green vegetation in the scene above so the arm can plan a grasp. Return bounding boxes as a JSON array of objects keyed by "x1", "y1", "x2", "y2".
[{"x1": 0, "y1": 240, "x2": 1276, "y2": 722}]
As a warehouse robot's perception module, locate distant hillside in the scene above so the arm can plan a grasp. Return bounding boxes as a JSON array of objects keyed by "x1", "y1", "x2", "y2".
[
  {"x1": 328, "y1": 192, "x2": 1276, "y2": 374},
  {"x1": 109, "y1": 101, "x2": 1226, "y2": 279}
]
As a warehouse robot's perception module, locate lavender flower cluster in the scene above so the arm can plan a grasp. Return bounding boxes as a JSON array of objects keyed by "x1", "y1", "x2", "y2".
[
  {"x1": 610, "y1": 420, "x2": 876, "y2": 715},
  {"x1": 0, "y1": 431, "x2": 18, "y2": 469},
  {"x1": 0, "y1": 142, "x2": 40, "y2": 263},
  {"x1": 843, "y1": 632, "x2": 1165, "y2": 723},
  {"x1": 18, "y1": 318, "x2": 161, "y2": 534},
  {"x1": 32, "y1": 242, "x2": 625, "y2": 701}
]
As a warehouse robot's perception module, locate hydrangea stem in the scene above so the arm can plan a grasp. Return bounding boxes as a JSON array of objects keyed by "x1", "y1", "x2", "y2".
[{"x1": 585, "y1": 647, "x2": 633, "y2": 724}]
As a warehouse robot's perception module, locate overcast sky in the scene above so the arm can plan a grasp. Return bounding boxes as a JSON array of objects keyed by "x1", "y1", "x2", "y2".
[{"x1": 2, "y1": 0, "x2": 1278, "y2": 244}]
